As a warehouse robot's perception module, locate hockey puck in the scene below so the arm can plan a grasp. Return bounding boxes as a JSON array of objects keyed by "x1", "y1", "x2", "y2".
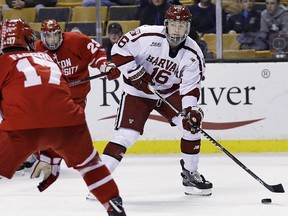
[{"x1": 261, "y1": 198, "x2": 272, "y2": 204}]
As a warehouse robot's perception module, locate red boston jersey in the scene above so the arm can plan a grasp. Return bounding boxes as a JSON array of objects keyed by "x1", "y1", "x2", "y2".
[
  {"x1": 36, "y1": 32, "x2": 108, "y2": 101},
  {"x1": 0, "y1": 51, "x2": 85, "y2": 130}
]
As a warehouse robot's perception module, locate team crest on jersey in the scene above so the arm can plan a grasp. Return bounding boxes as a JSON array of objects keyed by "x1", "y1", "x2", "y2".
[
  {"x1": 190, "y1": 57, "x2": 196, "y2": 63},
  {"x1": 150, "y1": 42, "x2": 161, "y2": 47}
]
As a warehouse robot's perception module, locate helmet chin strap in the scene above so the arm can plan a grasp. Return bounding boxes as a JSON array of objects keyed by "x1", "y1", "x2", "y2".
[
  {"x1": 168, "y1": 38, "x2": 181, "y2": 47},
  {"x1": 167, "y1": 34, "x2": 186, "y2": 47}
]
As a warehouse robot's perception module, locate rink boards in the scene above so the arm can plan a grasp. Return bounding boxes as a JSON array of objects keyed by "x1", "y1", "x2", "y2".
[
  {"x1": 85, "y1": 62, "x2": 288, "y2": 153},
  {"x1": 0, "y1": 61, "x2": 287, "y2": 153}
]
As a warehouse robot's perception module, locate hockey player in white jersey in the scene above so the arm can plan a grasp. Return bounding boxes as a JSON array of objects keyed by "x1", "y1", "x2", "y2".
[{"x1": 102, "y1": 5, "x2": 213, "y2": 196}]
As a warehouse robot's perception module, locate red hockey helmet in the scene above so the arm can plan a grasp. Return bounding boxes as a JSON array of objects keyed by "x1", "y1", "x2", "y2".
[
  {"x1": 165, "y1": 4, "x2": 192, "y2": 21},
  {"x1": 40, "y1": 19, "x2": 63, "y2": 50},
  {"x1": 164, "y1": 5, "x2": 191, "y2": 46},
  {"x1": 0, "y1": 19, "x2": 35, "y2": 52}
]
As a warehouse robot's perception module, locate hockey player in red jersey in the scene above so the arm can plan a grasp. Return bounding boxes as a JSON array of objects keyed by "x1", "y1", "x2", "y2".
[
  {"x1": 101, "y1": 5, "x2": 213, "y2": 196},
  {"x1": 17, "y1": 19, "x2": 121, "y2": 173},
  {"x1": 36, "y1": 19, "x2": 120, "y2": 108},
  {"x1": 0, "y1": 19, "x2": 126, "y2": 216}
]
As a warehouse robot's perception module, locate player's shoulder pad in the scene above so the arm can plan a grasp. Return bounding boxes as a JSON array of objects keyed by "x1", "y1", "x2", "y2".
[
  {"x1": 35, "y1": 39, "x2": 45, "y2": 51},
  {"x1": 35, "y1": 39, "x2": 41, "y2": 46},
  {"x1": 139, "y1": 25, "x2": 164, "y2": 34},
  {"x1": 125, "y1": 25, "x2": 165, "y2": 39},
  {"x1": 183, "y1": 37, "x2": 203, "y2": 54},
  {"x1": 63, "y1": 31, "x2": 90, "y2": 40}
]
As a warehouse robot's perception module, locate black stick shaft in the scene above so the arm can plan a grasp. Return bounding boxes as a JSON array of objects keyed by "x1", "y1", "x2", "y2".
[{"x1": 68, "y1": 73, "x2": 108, "y2": 87}]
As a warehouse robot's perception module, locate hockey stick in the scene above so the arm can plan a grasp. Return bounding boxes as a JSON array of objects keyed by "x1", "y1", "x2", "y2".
[
  {"x1": 68, "y1": 73, "x2": 108, "y2": 87},
  {"x1": 148, "y1": 83, "x2": 285, "y2": 193}
]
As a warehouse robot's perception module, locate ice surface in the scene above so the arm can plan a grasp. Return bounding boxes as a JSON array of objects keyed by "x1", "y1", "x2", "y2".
[{"x1": 1, "y1": 153, "x2": 287, "y2": 216}]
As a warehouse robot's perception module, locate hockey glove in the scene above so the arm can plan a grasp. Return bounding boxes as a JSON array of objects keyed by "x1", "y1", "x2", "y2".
[
  {"x1": 182, "y1": 106, "x2": 204, "y2": 134},
  {"x1": 100, "y1": 62, "x2": 121, "y2": 80},
  {"x1": 31, "y1": 153, "x2": 62, "y2": 192},
  {"x1": 129, "y1": 66, "x2": 153, "y2": 94}
]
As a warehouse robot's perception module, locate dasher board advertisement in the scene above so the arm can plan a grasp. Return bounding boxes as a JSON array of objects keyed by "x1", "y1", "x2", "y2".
[{"x1": 85, "y1": 62, "x2": 288, "y2": 141}]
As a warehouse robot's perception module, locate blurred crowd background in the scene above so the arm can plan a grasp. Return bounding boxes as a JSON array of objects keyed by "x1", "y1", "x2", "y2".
[{"x1": 1, "y1": 0, "x2": 288, "y2": 60}]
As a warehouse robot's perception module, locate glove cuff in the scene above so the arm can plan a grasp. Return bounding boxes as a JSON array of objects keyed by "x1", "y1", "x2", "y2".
[
  {"x1": 191, "y1": 106, "x2": 204, "y2": 120},
  {"x1": 100, "y1": 62, "x2": 116, "y2": 73},
  {"x1": 39, "y1": 154, "x2": 62, "y2": 165},
  {"x1": 128, "y1": 66, "x2": 146, "y2": 81},
  {"x1": 182, "y1": 95, "x2": 198, "y2": 109}
]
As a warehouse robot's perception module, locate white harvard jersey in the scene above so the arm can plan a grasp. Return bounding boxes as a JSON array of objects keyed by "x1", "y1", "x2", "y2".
[{"x1": 111, "y1": 25, "x2": 205, "y2": 102}]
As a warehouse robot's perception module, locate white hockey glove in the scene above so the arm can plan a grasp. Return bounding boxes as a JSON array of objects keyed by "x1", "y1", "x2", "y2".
[
  {"x1": 100, "y1": 62, "x2": 121, "y2": 80},
  {"x1": 182, "y1": 106, "x2": 204, "y2": 134},
  {"x1": 31, "y1": 153, "x2": 62, "y2": 192}
]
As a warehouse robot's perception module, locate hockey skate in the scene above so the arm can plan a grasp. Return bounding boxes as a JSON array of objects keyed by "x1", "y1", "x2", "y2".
[
  {"x1": 86, "y1": 192, "x2": 97, "y2": 201},
  {"x1": 181, "y1": 169, "x2": 213, "y2": 196},
  {"x1": 14, "y1": 164, "x2": 25, "y2": 176},
  {"x1": 13, "y1": 165, "x2": 25, "y2": 177},
  {"x1": 23, "y1": 154, "x2": 37, "y2": 169},
  {"x1": 14, "y1": 154, "x2": 37, "y2": 177},
  {"x1": 107, "y1": 196, "x2": 126, "y2": 216}
]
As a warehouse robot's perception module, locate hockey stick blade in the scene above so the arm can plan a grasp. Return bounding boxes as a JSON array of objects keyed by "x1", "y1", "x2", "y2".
[
  {"x1": 68, "y1": 73, "x2": 108, "y2": 87},
  {"x1": 148, "y1": 83, "x2": 285, "y2": 193},
  {"x1": 263, "y1": 183, "x2": 285, "y2": 193}
]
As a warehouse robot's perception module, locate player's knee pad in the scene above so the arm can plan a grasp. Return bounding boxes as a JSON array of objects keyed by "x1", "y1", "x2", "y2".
[
  {"x1": 103, "y1": 142, "x2": 127, "y2": 162},
  {"x1": 110, "y1": 128, "x2": 140, "y2": 149},
  {"x1": 181, "y1": 138, "x2": 201, "y2": 154},
  {"x1": 74, "y1": 149, "x2": 102, "y2": 172},
  {"x1": 102, "y1": 141, "x2": 129, "y2": 173}
]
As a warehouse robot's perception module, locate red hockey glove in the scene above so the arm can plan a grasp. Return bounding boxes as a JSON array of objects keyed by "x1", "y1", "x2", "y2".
[
  {"x1": 100, "y1": 62, "x2": 121, "y2": 80},
  {"x1": 129, "y1": 66, "x2": 153, "y2": 94},
  {"x1": 182, "y1": 106, "x2": 204, "y2": 134},
  {"x1": 107, "y1": 67, "x2": 121, "y2": 80},
  {"x1": 31, "y1": 152, "x2": 62, "y2": 192}
]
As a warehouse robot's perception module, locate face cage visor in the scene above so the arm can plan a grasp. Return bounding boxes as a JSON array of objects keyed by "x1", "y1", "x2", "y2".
[
  {"x1": 164, "y1": 19, "x2": 190, "y2": 46},
  {"x1": 41, "y1": 30, "x2": 63, "y2": 51}
]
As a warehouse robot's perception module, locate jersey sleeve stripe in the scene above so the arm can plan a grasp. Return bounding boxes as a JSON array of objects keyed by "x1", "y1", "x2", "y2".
[
  {"x1": 131, "y1": 33, "x2": 166, "y2": 43},
  {"x1": 184, "y1": 88, "x2": 200, "y2": 100},
  {"x1": 183, "y1": 45, "x2": 204, "y2": 82},
  {"x1": 111, "y1": 54, "x2": 134, "y2": 68}
]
